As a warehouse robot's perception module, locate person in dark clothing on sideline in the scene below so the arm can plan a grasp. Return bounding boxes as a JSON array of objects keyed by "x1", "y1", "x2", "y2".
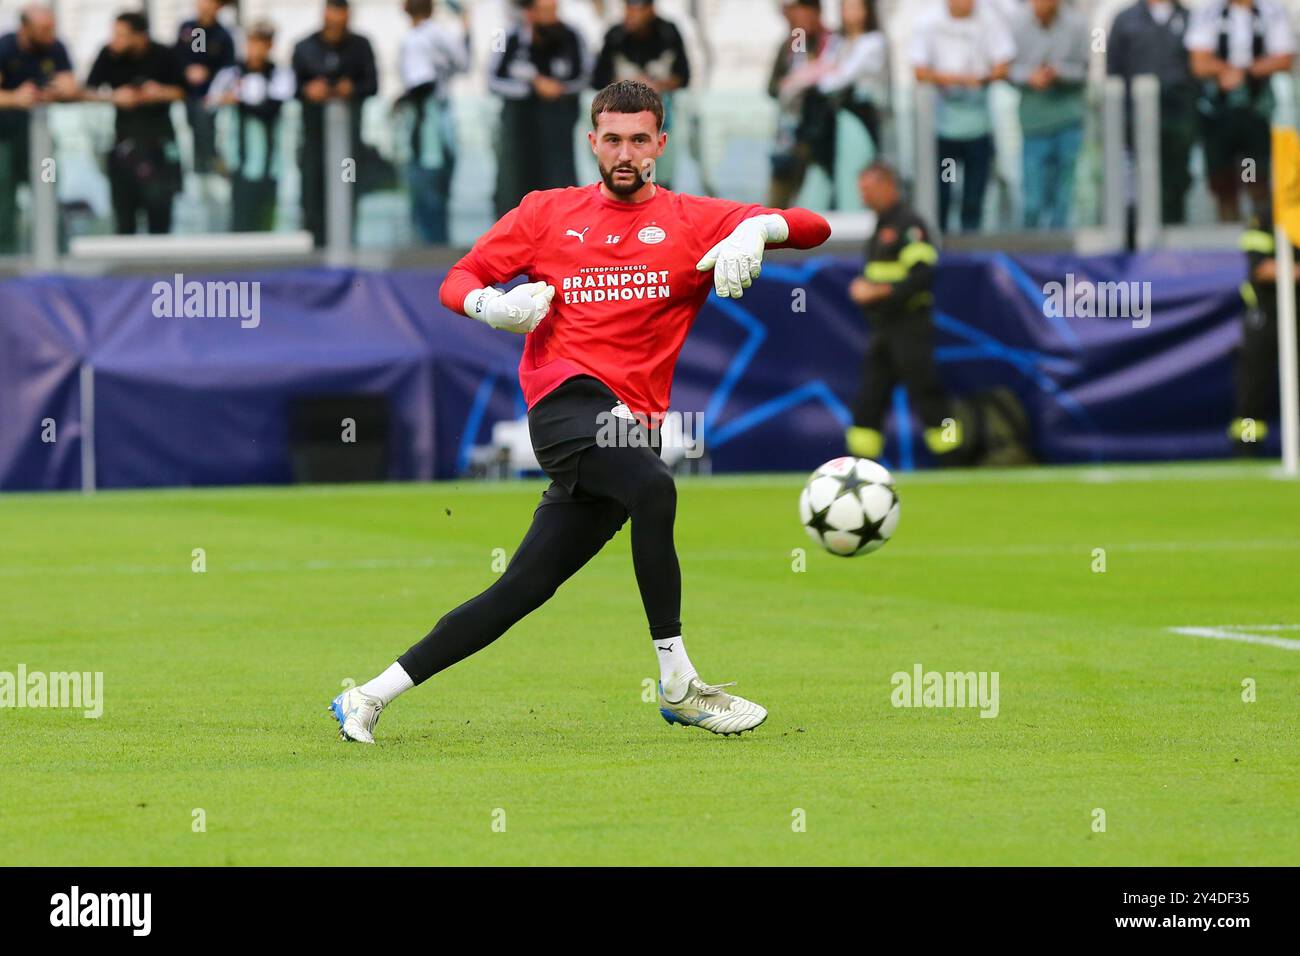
[
  {"x1": 1231, "y1": 208, "x2": 1300, "y2": 453},
  {"x1": 847, "y1": 163, "x2": 964, "y2": 463}
]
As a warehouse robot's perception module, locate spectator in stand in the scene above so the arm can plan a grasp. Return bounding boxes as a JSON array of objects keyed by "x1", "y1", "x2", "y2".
[
  {"x1": 814, "y1": 0, "x2": 888, "y2": 153},
  {"x1": 911, "y1": 0, "x2": 1014, "y2": 234},
  {"x1": 488, "y1": 0, "x2": 590, "y2": 218},
  {"x1": 176, "y1": 0, "x2": 235, "y2": 174},
  {"x1": 0, "y1": 4, "x2": 77, "y2": 253},
  {"x1": 1010, "y1": 0, "x2": 1088, "y2": 230},
  {"x1": 592, "y1": 0, "x2": 689, "y2": 94},
  {"x1": 1106, "y1": 0, "x2": 1197, "y2": 226},
  {"x1": 398, "y1": 0, "x2": 470, "y2": 244},
  {"x1": 292, "y1": 0, "x2": 378, "y2": 247},
  {"x1": 767, "y1": 0, "x2": 835, "y2": 208},
  {"x1": 1186, "y1": 0, "x2": 1295, "y2": 222},
  {"x1": 206, "y1": 19, "x2": 295, "y2": 232},
  {"x1": 85, "y1": 11, "x2": 186, "y2": 235},
  {"x1": 591, "y1": 0, "x2": 690, "y2": 189}
]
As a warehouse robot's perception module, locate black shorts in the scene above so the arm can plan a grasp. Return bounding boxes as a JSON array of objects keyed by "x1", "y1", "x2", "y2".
[{"x1": 528, "y1": 375, "x2": 662, "y2": 497}]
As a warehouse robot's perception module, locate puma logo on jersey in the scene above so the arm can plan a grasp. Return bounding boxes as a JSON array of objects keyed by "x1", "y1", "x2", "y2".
[{"x1": 566, "y1": 227, "x2": 590, "y2": 243}]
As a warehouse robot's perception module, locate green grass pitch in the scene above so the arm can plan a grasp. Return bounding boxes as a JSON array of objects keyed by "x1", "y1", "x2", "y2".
[{"x1": 2, "y1": 462, "x2": 1297, "y2": 866}]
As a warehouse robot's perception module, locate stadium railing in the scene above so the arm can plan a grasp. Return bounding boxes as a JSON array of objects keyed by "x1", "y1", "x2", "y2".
[{"x1": 3, "y1": 69, "x2": 1297, "y2": 274}]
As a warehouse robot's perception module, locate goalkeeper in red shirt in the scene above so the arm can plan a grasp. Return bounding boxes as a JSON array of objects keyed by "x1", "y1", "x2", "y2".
[{"x1": 331, "y1": 80, "x2": 831, "y2": 743}]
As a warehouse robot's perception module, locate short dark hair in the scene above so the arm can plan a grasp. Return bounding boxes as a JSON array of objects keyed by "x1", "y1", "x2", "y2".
[
  {"x1": 115, "y1": 11, "x2": 150, "y2": 35},
  {"x1": 590, "y1": 80, "x2": 664, "y2": 131},
  {"x1": 405, "y1": 0, "x2": 434, "y2": 17}
]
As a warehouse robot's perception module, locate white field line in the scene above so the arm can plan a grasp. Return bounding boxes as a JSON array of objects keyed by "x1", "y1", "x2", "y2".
[
  {"x1": 1168, "y1": 625, "x2": 1300, "y2": 651},
  {"x1": 1217, "y1": 624, "x2": 1300, "y2": 630}
]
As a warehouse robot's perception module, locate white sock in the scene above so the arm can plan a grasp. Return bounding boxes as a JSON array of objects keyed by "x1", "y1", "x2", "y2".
[
  {"x1": 358, "y1": 662, "x2": 414, "y2": 706},
  {"x1": 654, "y1": 637, "x2": 697, "y2": 701}
]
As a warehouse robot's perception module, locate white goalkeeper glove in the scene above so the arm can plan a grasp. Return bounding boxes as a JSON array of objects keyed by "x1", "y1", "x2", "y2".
[
  {"x1": 464, "y1": 281, "x2": 555, "y2": 334},
  {"x1": 695, "y1": 213, "x2": 789, "y2": 298}
]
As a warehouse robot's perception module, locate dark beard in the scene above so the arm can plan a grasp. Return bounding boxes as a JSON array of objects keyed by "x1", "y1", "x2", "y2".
[{"x1": 600, "y1": 159, "x2": 653, "y2": 196}]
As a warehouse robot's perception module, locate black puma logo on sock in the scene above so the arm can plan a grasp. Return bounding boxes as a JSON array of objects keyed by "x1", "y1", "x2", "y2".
[{"x1": 657, "y1": 644, "x2": 675, "y2": 653}]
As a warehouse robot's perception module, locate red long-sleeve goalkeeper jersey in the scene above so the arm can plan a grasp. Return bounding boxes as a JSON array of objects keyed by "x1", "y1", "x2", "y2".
[{"x1": 439, "y1": 183, "x2": 832, "y2": 416}]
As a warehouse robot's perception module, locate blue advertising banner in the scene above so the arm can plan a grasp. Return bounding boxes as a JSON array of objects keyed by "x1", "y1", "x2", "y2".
[{"x1": 0, "y1": 251, "x2": 1256, "y2": 491}]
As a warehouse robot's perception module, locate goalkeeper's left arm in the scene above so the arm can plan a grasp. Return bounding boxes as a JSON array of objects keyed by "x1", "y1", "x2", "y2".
[{"x1": 695, "y1": 206, "x2": 832, "y2": 298}]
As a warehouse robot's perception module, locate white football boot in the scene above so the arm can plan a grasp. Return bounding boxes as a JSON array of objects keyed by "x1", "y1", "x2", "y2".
[
  {"x1": 658, "y1": 677, "x2": 767, "y2": 736},
  {"x1": 329, "y1": 687, "x2": 384, "y2": 744}
]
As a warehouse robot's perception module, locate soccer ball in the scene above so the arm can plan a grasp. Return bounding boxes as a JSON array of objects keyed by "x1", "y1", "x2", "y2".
[{"x1": 798, "y1": 457, "x2": 900, "y2": 557}]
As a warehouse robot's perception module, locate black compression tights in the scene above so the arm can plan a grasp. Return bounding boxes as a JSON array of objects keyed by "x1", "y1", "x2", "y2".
[{"x1": 397, "y1": 442, "x2": 682, "y2": 685}]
